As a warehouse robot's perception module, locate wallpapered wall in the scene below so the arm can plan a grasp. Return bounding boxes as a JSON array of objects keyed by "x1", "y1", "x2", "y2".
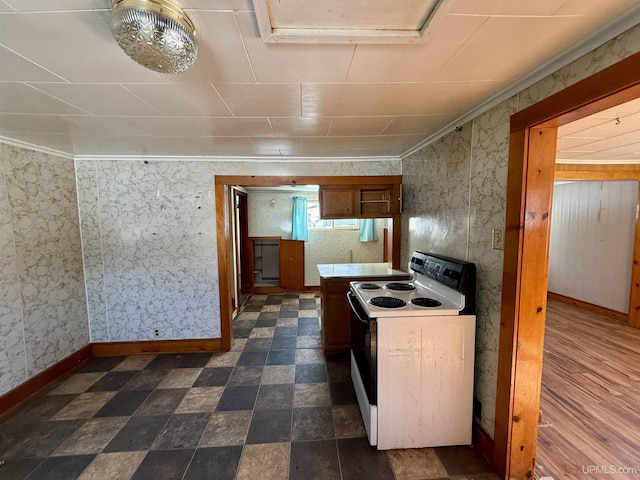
[
  {"x1": 247, "y1": 189, "x2": 386, "y2": 286},
  {"x1": 0, "y1": 144, "x2": 89, "y2": 396},
  {"x1": 77, "y1": 160, "x2": 400, "y2": 343},
  {"x1": 400, "y1": 24, "x2": 640, "y2": 437}
]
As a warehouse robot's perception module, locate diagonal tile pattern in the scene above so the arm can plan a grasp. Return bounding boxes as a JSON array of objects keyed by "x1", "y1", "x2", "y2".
[{"x1": 0, "y1": 292, "x2": 498, "y2": 479}]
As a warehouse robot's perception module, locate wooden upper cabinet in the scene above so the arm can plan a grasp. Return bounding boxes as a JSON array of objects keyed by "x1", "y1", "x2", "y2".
[
  {"x1": 319, "y1": 187, "x2": 357, "y2": 218},
  {"x1": 319, "y1": 183, "x2": 402, "y2": 218}
]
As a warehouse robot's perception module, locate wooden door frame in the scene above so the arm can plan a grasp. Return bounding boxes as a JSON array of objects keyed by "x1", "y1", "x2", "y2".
[
  {"x1": 233, "y1": 189, "x2": 252, "y2": 294},
  {"x1": 215, "y1": 175, "x2": 402, "y2": 351},
  {"x1": 494, "y1": 51, "x2": 640, "y2": 478}
]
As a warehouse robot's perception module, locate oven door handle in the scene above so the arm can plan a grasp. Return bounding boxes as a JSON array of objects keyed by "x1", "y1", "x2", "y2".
[{"x1": 347, "y1": 291, "x2": 370, "y2": 326}]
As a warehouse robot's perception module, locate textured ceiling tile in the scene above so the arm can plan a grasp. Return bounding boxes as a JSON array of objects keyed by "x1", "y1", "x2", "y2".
[
  {"x1": 32, "y1": 84, "x2": 162, "y2": 116},
  {"x1": 0, "y1": 11, "x2": 163, "y2": 83},
  {"x1": 124, "y1": 84, "x2": 231, "y2": 116},
  {"x1": 327, "y1": 117, "x2": 393, "y2": 136},
  {"x1": 0, "y1": 45, "x2": 63, "y2": 82},
  {"x1": 0, "y1": 83, "x2": 87, "y2": 114},
  {"x1": 210, "y1": 118, "x2": 273, "y2": 136},
  {"x1": 382, "y1": 114, "x2": 459, "y2": 135},
  {"x1": 215, "y1": 83, "x2": 300, "y2": 116},
  {"x1": 347, "y1": 14, "x2": 487, "y2": 83},
  {"x1": 236, "y1": 12, "x2": 355, "y2": 83},
  {"x1": 158, "y1": 11, "x2": 256, "y2": 84},
  {"x1": 269, "y1": 117, "x2": 331, "y2": 136}
]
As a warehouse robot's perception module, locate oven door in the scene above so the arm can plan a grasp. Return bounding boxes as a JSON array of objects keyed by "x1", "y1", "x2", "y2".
[
  {"x1": 348, "y1": 291, "x2": 377, "y2": 403},
  {"x1": 347, "y1": 290, "x2": 378, "y2": 445}
]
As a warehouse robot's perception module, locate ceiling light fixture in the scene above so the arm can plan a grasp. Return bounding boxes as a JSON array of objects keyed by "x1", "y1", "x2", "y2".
[{"x1": 109, "y1": 0, "x2": 198, "y2": 74}]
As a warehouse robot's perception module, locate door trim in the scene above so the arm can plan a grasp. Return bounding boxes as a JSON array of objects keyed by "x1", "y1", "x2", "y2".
[
  {"x1": 494, "y1": 51, "x2": 640, "y2": 478},
  {"x1": 215, "y1": 175, "x2": 403, "y2": 352}
]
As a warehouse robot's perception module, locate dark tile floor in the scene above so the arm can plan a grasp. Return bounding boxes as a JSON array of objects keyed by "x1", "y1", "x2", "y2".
[{"x1": 0, "y1": 292, "x2": 499, "y2": 480}]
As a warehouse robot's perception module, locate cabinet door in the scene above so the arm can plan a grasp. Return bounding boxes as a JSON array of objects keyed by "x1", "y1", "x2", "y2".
[
  {"x1": 390, "y1": 184, "x2": 402, "y2": 214},
  {"x1": 280, "y1": 239, "x2": 304, "y2": 290},
  {"x1": 320, "y1": 187, "x2": 356, "y2": 218},
  {"x1": 322, "y1": 290, "x2": 352, "y2": 353}
]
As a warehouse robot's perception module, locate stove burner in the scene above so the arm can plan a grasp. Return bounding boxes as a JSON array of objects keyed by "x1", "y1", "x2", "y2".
[
  {"x1": 385, "y1": 282, "x2": 415, "y2": 291},
  {"x1": 370, "y1": 296, "x2": 406, "y2": 308},
  {"x1": 358, "y1": 283, "x2": 381, "y2": 290},
  {"x1": 411, "y1": 297, "x2": 442, "y2": 308}
]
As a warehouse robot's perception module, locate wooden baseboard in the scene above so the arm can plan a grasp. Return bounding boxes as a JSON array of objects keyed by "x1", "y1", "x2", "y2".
[
  {"x1": 91, "y1": 338, "x2": 224, "y2": 356},
  {"x1": 249, "y1": 286, "x2": 320, "y2": 295},
  {"x1": 0, "y1": 339, "x2": 225, "y2": 417},
  {"x1": 0, "y1": 344, "x2": 92, "y2": 418},
  {"x1": 547, "y1": 291, "x2": 628, "y2": 324},
  {"x1": 473, "y1": 420, "x2": 495, "y2": 467}
]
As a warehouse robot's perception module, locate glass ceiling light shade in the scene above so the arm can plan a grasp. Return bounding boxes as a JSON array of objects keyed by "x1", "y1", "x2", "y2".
[{"x1": 110, "y1": 0, "x2": 198, "y2": 74}]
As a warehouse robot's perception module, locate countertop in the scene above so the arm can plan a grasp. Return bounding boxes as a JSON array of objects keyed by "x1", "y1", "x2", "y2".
[{"x1": 317, "y1": 263, "x2": 409, "y2": 279}]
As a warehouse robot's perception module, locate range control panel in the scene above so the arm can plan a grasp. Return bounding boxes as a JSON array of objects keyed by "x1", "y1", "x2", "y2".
[{"x1": 409, "y1": 251, "x2": 476, "y2": 298}]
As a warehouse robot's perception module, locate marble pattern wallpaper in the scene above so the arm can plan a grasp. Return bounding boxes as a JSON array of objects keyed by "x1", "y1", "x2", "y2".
[
  {"x1": 77, "y1": 159, "x2": 400, "y2": 343},
  {"x1": 0, "y1": 144, "x2": 89, "y2": 396},
  {"x1": 78, "y1": 160, "x2": 220, "y2": 342},
  {"x1": 401, "y1": 24, "x2": 640, "y2": 438},
  {"x1": 75, "y1": 161, "x2": 108, "y2": 342},
  {"x1": 0, "y1": 145, "x2": 25, "y2": 396}
]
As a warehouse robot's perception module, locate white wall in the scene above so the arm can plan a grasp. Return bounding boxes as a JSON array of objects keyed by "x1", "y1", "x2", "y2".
[
  {"x1": 401, "y1": 25, "x2": 640, "y2": 437},
  {"x1": 0, "y1": 144, "x2": 89, "y2": 396},
  {"x1": 548, "y1": 181, "x2": 637, "y2": 312},
  {"x1": 248, "y1": 190, "x2": 295, "y2": 239},
  {"x1": 247, "y1": 189, "x2": 386, "y2": 286}
]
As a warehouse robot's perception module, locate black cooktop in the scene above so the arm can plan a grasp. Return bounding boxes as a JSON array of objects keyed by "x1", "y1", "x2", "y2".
[
  {"x1": 370, "y1": 297, "x2": 406, "y2": 308},
  {"x1": 385, "y1": 282, "x2": 415, "y2": 292},
  {"x1": 411, "y1": 297, "x2": 442, "y2": 308}
]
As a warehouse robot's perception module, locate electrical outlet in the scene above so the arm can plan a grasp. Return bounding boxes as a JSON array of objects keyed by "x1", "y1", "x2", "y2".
[
  {"x1": 492, "y1": 228, "x2": 504, "y2": 250},
  {"x1": 154, "y1": 328, "x2": 160, "y2": 338}
]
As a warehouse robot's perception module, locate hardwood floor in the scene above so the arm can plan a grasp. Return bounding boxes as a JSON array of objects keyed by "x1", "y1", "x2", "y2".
[{"x1": 536, "y1": 300, "x2": 640, "y2": 479}]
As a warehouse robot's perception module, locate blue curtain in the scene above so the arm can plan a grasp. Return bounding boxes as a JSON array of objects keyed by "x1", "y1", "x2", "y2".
[
  {"x1": 292, "y1": 196, "x2": 309, "y2": 241},
  {"x1": 359, "y1": 218, "x2": 377, "y2": 242}
]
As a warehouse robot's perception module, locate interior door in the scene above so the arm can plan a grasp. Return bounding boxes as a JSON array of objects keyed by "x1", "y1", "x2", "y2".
[
  {"x1": 236, "y1": 192, "x2": 252, "y2": 293},
  {"x1": 279, "y1": 239, "x2": 305, "y2": 290}
]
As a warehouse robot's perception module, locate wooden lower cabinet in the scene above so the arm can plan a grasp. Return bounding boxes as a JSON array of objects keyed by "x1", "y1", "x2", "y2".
[
  {"x1": 320, "y1": 279, "x2": 352, "y2": 354},
  {"x1": 319, "y1": 273, "x2": 410, "y2": 354}
]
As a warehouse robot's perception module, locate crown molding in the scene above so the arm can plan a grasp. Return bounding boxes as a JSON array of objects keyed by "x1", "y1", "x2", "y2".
[
  {"x1": 74, "y1": 154, "x2": 402, "y2": 163},
  {"x1": 0, "y1": 136, "x2": 74, "y2": 160}
]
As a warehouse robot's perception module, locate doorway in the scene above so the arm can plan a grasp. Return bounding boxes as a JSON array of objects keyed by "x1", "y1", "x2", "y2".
[
  {"x1": 215, "y1": 175, "x2": 403, "y2": 351},
  {"x1": 493, "y1": 51, "x2": 640, "y2": 478}
]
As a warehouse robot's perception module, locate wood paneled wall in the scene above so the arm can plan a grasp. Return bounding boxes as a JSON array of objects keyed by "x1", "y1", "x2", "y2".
[{"x1": 549, "y1": 180, "x2": 637, "y2": 313}]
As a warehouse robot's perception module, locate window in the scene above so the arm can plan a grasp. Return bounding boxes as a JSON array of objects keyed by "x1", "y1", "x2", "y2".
[{"x1": 307, "y1": 202, "x2": 358, "y2": 230}]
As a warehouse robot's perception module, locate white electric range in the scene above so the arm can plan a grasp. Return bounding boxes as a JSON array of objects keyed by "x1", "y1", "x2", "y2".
[{"x1": 348, "y1": 251, "x2": 477, "y2": 450}]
